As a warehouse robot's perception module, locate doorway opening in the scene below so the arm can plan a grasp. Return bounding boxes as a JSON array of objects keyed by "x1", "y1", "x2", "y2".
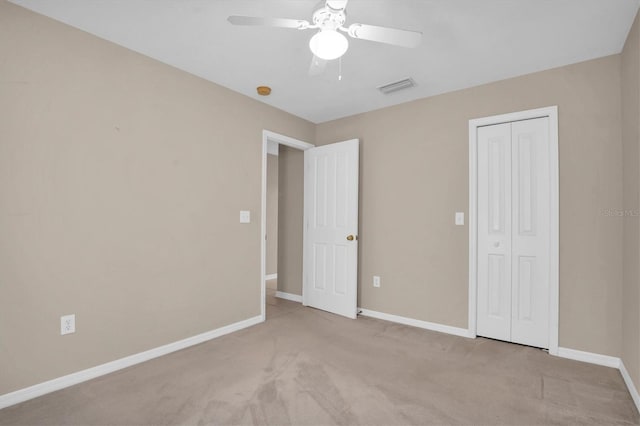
[{"x1": 260, "y1": 130, "x2": 314, "y2": 321}]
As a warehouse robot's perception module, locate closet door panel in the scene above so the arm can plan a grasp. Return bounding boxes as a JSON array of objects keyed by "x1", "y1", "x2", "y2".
[
  {"x1": 477, "y1": 123, "x2": 512, "y2": 342},
  {"x1": 510, "y1": 117, "x2": 550, "y2": 348}
]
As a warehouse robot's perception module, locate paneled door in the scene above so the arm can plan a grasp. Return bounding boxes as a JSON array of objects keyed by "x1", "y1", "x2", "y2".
[
  {"x1": 477, "y1": 122, "x2": 512, "y2": 342},
  {"x1": 477, "y1": 117, "x2": 550, "y2": 348},
  {"x1": 303, "y1": 139, "x2": 359, "y2": 319}
]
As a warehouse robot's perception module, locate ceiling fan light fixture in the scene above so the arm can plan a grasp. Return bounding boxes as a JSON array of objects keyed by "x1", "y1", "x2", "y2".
[{"x1": 309, "y1": 30, "x2": 348, "y2": 60}]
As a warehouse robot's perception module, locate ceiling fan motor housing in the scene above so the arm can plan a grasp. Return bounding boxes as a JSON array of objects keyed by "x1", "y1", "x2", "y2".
[{"x1": 312, "y1": 7, "x2": 346, "y2": 31}]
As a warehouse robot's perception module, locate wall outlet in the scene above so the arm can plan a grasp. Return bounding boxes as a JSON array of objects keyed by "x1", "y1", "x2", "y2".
[
  {"x1": 60, "y1": 314, "x2": 76, "y2": 335},
  {"x1": 240, "y1": 210, "x2": 251, "y2": 223},
  {"x1": 373, "y1": 276, "x2": 381, "y2": 288}
]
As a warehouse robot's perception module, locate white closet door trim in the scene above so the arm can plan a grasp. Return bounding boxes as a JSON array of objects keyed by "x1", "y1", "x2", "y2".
[{"x1": 468, "y1": 106, "x2": 559, "y2": 355}]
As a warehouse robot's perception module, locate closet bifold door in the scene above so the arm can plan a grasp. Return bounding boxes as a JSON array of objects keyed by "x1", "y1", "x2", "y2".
[
  {"x1": 477, "y1": 122, "x2": 512, "y2": 342},
  {"x1": 510, "y1": 118, "x2": 550, "y2": 349},
  {"x1": 476, "y1": 117, "x2": 551, "y2": 349}
]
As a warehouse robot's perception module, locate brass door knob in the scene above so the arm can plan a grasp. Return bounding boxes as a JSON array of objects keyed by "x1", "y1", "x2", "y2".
[{"x1": 346, "y1": 235, "x2": 356, "y2": 241}]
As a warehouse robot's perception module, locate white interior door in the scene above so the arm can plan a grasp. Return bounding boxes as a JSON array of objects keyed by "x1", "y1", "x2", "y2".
[
  {"x1": 477, "y1": 117, "x2": 550, "y2": 348},
  {"x1": 303, "y1": 139, "x2": 359, "y2": 319},
  {"x1": 510, "y1": 118, "x2": 550, "y2": 348},
  {"x1": 477, "y1": 122, "x2": 512, "y2": 342}
]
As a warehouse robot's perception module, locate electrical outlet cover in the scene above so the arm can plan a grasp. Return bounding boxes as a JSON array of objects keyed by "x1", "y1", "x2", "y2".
[{"x1": 61, "y1": 314, "x2": 76, "y2": 335}]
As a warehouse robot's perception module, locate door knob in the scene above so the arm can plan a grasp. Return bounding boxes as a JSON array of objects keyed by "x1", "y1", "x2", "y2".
[
  {"x1": 346, "y1": 235, "x2": 357, "y2": 241},
  {"x1": 493, "y1": 242, "x2": 500, "y2": 248}
]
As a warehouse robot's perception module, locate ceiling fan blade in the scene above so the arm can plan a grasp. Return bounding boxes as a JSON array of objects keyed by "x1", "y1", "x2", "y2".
[
  {"x1": 227, "y1": 16, "x2": 310, "y2": 30},
  {"x1": 347, "y1": 23, "x2": 422, "y2": 48},
  {"x1": 309, "y1": 55, "x2": 328, "y2": 76}
]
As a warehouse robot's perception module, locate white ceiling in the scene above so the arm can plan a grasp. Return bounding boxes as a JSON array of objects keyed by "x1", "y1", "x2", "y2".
[{"x1": 10, "y1": 0, "x2": 640, "y2": 123}]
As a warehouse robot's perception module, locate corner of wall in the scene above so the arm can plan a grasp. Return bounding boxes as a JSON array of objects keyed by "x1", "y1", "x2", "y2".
[{"x1": 621, "y1": 7, "x2": 640, "y2": 404}]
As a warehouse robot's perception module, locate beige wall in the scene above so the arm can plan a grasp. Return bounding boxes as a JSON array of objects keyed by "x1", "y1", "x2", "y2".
[
  {"x1": 266, "y1": 154, "x2": 278, "y2": 276},
  {"x1": 0, "y1": 1, "x2": 314, "y2": 395},
  {"x1": 311, "y1": 55, "x2": 623, "y2": 356},
  {"x1": 622, "y1": 11, "x2": 640, "y2": 396},
  {"x1": 277, "y1": 146, "x2": 304, "y2": 295}
]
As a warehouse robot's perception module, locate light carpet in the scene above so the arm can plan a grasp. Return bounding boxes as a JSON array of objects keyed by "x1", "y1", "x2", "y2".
[{"x1": 1, "y1": 288, "x2": 638, "y2": 425}]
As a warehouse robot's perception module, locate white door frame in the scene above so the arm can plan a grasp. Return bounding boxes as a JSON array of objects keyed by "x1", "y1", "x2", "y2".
[
  {"x1": 468, "y1": 106, "x2": 559, "y2": 355},
  {"x1": 260, "y1": 130, "x2": 314, "y2": 321}
]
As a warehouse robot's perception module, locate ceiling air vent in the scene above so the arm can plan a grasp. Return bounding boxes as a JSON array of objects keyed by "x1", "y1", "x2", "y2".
[{"x1": 377, "y1": 77, "x2": 416, "y2": 95}]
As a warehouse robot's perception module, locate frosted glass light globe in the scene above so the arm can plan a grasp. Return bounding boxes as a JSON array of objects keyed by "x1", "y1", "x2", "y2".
[{"x1": 309, "y1": 30, "x2": 349, "y2": 60}]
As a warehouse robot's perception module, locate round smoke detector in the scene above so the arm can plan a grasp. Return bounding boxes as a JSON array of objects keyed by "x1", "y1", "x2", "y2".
[{"x1": 257, "y1": 86, "x2": 272, "y2": 96}]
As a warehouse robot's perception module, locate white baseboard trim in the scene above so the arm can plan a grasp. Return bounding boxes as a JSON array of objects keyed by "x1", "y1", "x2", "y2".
[
  {"x1": 3, "y1": 312, "x2": 639, "y2": 416},
  {"x1": 620, "y1": 360, "x2": 640, "y2": 413},
  {"x1": 265, "y1": 273, "x2": 277, "y2": 281},
  {"x1": 355, "y1": 311, "x2": 639, "y2": 411},
  {"x1": 0, "y1": 315, "x2": 263, "y2": 410},
  {"x1": 556, "y1": 347, "x2": 621, "y2": 369},
  {"x1": 275, "y1": 291, "x2": 302, "y2": 303},
  {"x1": 555, "y1": 347, "x2": 640, "y2": 412},
  {"x1": 358, "y1": 308, "x2": 473, "y2": 338}
]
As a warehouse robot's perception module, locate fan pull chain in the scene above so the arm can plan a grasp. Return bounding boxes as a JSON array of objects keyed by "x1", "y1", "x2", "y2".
[{"x1": 338, "y1": 57, "x2": 342, "y2": 81}]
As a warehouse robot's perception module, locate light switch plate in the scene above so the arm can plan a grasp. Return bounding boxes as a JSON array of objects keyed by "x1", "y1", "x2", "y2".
[
  {"x1": 240, "y1": 210, "x2": 251, "y2": 224},
  {"x1": 373, "y1": 276, "x2": 381, "y2": 288},
  {"x1": 455, "y1": 212, "x2": 465, "y2": 226}
]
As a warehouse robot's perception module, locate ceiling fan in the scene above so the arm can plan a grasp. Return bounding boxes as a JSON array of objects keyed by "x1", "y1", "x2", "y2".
[{"x1": 228, "y1": 0, "x2": 422, "y2": 74}]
